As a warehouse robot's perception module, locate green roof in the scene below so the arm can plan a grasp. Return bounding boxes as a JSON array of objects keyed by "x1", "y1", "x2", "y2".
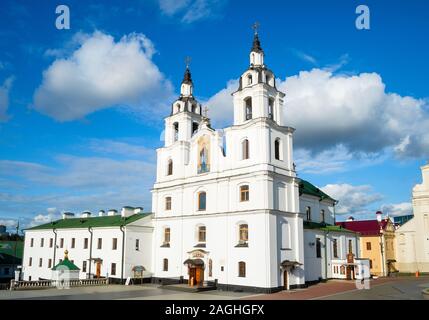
[
  {"x1": 26, "y1": 213, "x2": 151, "y2": 231},
  {"x1": 303, "y1": 221, "x2": 357, "y2": 233},
  {"x1": 0, "y1": 241, "x2": 24, "y2": 265},
  {"x1": 299, "y1": 179, "x2": 336, "y2": 202},
  {"x1": 52, "y1": 257, "x2": 80, "y2": 271}
]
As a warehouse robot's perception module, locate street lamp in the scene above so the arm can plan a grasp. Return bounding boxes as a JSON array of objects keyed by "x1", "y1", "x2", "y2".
[{"x1": 376, "y1": 211, "x2": 386, "y2": 277}]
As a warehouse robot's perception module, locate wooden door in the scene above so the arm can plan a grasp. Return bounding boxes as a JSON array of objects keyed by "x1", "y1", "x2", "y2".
[
  {"x1": 195, "y1": 267, "x2": 204, "y2": 285},
  {"x1": 96, "y1": 262, "x2": 101, "y2": 278},
  {"x1": 283, "y1": 270, "x2": 288, "y2": 290},
  {"x1": 188, "y1": 267, "x2": 196, "y2": 286}
]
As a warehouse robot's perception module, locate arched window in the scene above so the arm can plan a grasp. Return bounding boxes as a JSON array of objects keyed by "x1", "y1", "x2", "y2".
[
  {"x1": 268, "y1": 98, "x2": 274, "y2": 120},
  {"x1": 198, "y1": 192, "x2": 206, "y2": 211},
  {"x1": 320, "y1": 209, "x2": 325, "y2": 223},
  {"x1": 239, "y1": 224, "x2": 248, "y2": 243},
  {"x1": 306, "y1": 206, "x2": 311, "y2": 221},
  {"x1": 274, "y1": 138, "x2": 281, "y2": 160},
  {"x1": 163, "y1": 258, "x2": 168, "y2": 271},
  {"x1": 165, "y1": 197, "x2": 172, "y2": 210},
  {"x1": 266, "y1": 74, "x2": 271, "y2": 85},
  {"x1": 247, "y1": 74, "x2": 253, "y2": 85},
  {"x1": 240, "y1": 185, "x2": 249, "y2": 202},
  {"x1": 192, "y1": 122, "x2": 199, "y2": 136},
  {"x1": 164, "y1": 227, "x2": 171, "y2": 244},
  {"x1": 281, "y1": 222, "x2": 291, "y2": 249},
  {"x1": 198, "y1": 225, "x2": 206, "y2": 242},
  {"x1": 173, "y1": 122, "x2": 179, "y2": 142},
  {"x1": 174, "y1": 103, "x2": 180, "y2": 113},
  {"x1": 242, "y1": 139, "x2": 249, "y2": 160},
  {"x1": 167, "y1": 159, "x2": 173, "y2": 176},
  {"x1": 238, "y1": 261, "x2": 246, "y2": 277},
  {"x1": 245, "y1": 98, "x2": 252, "y2": 120}
]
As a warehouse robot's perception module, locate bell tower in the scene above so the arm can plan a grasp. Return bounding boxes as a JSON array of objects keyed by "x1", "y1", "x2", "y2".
[
  {"x1": 232, "y1": 24, "x2": 285, "y2": 126},
  {"x1": 165, "y1": 58, "x2": 204, "y2": 147}
]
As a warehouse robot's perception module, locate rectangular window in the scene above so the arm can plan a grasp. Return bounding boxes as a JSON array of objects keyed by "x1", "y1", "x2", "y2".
[
  {"x1": 111, "y1": 263, "x2": 116, "y2": 276},
  {"x1": 239, "y1": 224, "x2": 249, "y2": 242},
  {"x1": 369, "y1": 259, "x2": 373, "y2": 269},
  {"x1": 39, "y1": 258, "x2": 43, "y2": 267},
  {"x1": 198, "y1": 192, "x2": 206, "y2": 211},
  {"x1": 48, "y1": 259, "x2": 52, "y2": 269},
  {"x1": 366, "y1": 242, "x2": 372, "y2": 250},
  {"x1": 163, "y1": 259, "x2": 168, "y2": 271},
  {"x1": 135, "y1": 239, "x2": 140, "y2": 251},
  {"x1": 29, "y1": 257, "x2": 32, "y2": 266},
  {"x1": 40, "y1": 238, "x2": 44, "y2": 247},
  {"x1": 30, "y1": 238, "x2": 34, "y2": 247},
  {"x1": 60, "y1": 238, "x2": 64, "y2": 248},
  {"x1": 333, "y1": 239, "x2": 338, "y2": 258},
  {"x1": 71, "y1": 238, "x2": 75, "y2": 249},
  {"x1": 306, "y1": 207, "x2": 311, "y2": 221},
  {"x1": 240, "y1": 185, "x2": 249, "y2": 202},
  {"x1": 316, "y1": 238, "x2": 322, "y2": 258},
  {"x1": 348, "y1": 239, "x2": 353, "y2": 254},
  {"x1": 165, "y1": 197, "x2": 172, "y2": 210},
  {"x1": 198, "y1": 226, "x2": 206, "y2": 242},
  {"x1": 84, "y1": 238, "x2": 88, "y2": 249},
  {"x1": 82, "y1": 261, "x2": 87, "y2": 272},
  {"x1": 49, "y1": 238, "x2": 53, "y2": 248},
  {"x1": 112, "y1": 238, "x2": 118, "y2": 250},
  {"x1": 97, "y1": 238, "x2": 102, "y2": 249},
  {"x1": 320, "y1": 210, "x2": 325, "y2": 223}
]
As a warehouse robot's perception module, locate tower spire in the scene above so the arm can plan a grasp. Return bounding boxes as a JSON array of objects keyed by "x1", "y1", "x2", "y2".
[
  {"x1": 180, "y1": 56, "x2": 193, "y2": 97},
  {"x1": 251, "y1": 22, "x2": 263, "y2": 54}
]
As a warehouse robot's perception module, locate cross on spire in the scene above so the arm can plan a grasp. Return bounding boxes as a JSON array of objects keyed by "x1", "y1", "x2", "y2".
[
  {"x1": 185, "y1": 56, "x2": 191, "y2": 69},
  {"x1": 252, "y1": 21, "x2": 260, "y2": 35}
]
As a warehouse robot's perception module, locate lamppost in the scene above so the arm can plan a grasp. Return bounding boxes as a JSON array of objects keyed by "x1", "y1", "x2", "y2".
[{"x1": 376, "y1": 211, "x2": 386, "y2": 277}]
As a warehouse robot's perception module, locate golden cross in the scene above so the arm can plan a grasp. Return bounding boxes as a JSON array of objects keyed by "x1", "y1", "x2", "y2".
[
  {"x1": 252, "y1": 21, "x2": 260, "y2": 34},
  {"x1": 185, "y1": 56, "x2": 191, "y2": 68}
]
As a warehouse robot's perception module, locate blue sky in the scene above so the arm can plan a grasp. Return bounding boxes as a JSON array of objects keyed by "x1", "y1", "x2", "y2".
[{"x1": 0, "y1": 0, "x2": 428, "y2": 230}]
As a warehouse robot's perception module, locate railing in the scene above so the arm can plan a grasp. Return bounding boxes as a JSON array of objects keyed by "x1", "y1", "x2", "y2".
[{"x1": 9, "y1": 278, "x2": 109, "y2": 290}]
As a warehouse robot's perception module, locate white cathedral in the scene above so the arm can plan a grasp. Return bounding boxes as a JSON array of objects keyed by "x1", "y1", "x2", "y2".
[{"x1": 22, "y1": 30, "x2": 365, "y2": 293}]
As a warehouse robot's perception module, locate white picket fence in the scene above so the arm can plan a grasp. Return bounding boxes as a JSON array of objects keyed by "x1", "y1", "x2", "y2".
[{"x1": 10, "y1": 278, "x2": 109, "y2": 290}]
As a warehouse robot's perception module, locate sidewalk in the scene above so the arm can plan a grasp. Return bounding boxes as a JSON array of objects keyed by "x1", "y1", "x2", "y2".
[{"x1": 243, "y1": 277, "x2": 398, "y2": 300}]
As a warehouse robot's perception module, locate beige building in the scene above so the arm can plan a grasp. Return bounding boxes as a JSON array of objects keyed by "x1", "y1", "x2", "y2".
[
  {"x1": 395, "y1": 163, "x2": 429, "y2": 273},
  {"x1": 337, "y1": 216, "x2": 396, "y2": 276}
]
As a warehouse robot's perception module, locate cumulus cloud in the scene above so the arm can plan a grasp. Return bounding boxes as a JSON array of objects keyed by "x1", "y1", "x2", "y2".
[
  {"x1": 321, "y1": 183, "x2": 383, "y2": 216},
  {"x1": 159, "y1": 0, "x2": 225, "y2": 23},
  {"x1": 33, "y1": 31, "x2": 174, "y2": 122},
  {"x1": 380, "y1": 202, "x2": 413, "y2": 217},
  {"x1": 0, "y1": 77, "x2": 13, "y2": 122},
  {"x1": 206, "y1": 68, "x2": 429, "y2": 161}
]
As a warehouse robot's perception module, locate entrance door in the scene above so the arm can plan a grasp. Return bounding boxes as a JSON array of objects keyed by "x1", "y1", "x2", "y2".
[
  {"x1": 188, "y1": 267, "x2": 196, "y2": 286},
  {"x1": 283, "y1": 270, "x2": 288, "y2": 290},
  {"x1": 96, "y1": 262, "x2": 101, "y2": 278},
  {"x1": 195, "y1": 267, "x2": 204, "y2": 286}
]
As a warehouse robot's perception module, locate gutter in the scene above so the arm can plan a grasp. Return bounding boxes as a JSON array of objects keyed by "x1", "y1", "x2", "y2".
[
  {"x1": 324, "y1": 231, "x2": 329, "y2": 280},
  {"x1": 120, "y1": 225, "x2": 125, "y2": 284},
  {"x1": 88, "y1": 227, "x2": 93, "y2": 278}
]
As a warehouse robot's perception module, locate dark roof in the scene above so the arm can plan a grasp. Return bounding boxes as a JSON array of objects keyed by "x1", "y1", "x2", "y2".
[
  {"x1": 182, "y1": 67, "x2": 193, "y2": 85},
  {"x1": 183, "y1": 258, "x2": 204, "y2": 266},
  {"x1": 304, "y1": 221, "x2": 357, "y2": 234},
  {"x1": 26, "y1": 213, "x2": 151, "y2": 231},
  {"x1": 0, "y1": 241, "x2": 24, "y2": 260},
  {"x1": 335, "y1": 219, "x2": 389, "y2": 236},
  {"x1": 299, "y1": 179, "x2": 336, "y2": 202},
  {"x1": 251, "y1": 33, "x2": 263, "y2": 53}
]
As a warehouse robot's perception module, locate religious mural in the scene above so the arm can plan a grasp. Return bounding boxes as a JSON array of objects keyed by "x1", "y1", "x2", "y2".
[{"x1": 197, "y1": 135, "x2": 210, "y2": 174}]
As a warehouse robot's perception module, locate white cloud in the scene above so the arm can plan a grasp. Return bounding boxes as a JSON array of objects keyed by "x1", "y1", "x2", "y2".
[
  {"x1": 159, "y1": 0, "x2": 225, "y2": 23},
  {"x1": 206, "y1": 68, "x2": 429, "y2": 161},
  {"x1": 380, "y1": 202, "x2": 413, "y2": 217},
  {"x1": 0, "y1": 218, "x2": 18, "y2": 229},
  {"x1": 29, "y1": 208, "x2": 61, "y2": 227},
  {"x1": 321, "y1": 183, "x2": 383, "y2": 216},
  {"x1": 33, "y1": 31, "x2": 174, "y2": 122},
  {"x1": 0, "y1": 77, "x2": 13, "y2": 122}
]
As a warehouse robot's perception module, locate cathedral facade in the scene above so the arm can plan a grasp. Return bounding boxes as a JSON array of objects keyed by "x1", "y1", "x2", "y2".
[{"x1": 151, "y1": 32, "x2": 305, "y2": 292}]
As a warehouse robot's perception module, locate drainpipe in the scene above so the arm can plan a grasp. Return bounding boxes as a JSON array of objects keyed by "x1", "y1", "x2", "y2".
[
  {"x1": 88, "y1": 227, "x2": 93, "y2": 278},
  {"x1": 324, "y1": 231, "x2": 329, "y2": 280},
  {"x1": 120, "y1": 225, "x2": 126, "y2": 284},
  {"x1": 53, "y1": 229, "x2": 58, "y2": 265}
]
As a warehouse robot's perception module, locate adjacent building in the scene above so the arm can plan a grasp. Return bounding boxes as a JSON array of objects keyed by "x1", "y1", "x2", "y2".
[
  {"x1": 22, "y1": 208, "x2": 153, "y2": 282},
  {"x1": 336, "y1": 214, "x2": 396, "y2": 276},
  {"x1": 395, "y1": 163, "x2": 429, "y2": 273},
  {"x1": 0, "y1": 240, "x2": 23, "y2": 282}
]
